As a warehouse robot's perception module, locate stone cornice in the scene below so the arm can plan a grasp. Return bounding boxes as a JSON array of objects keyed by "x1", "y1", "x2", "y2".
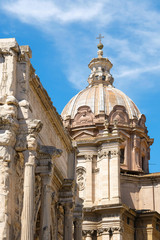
[
  {"x1": 29, "y1": 69, "x2": 73, "y2": 152},
  {"x1": 76, "y1": 134, "x2": 123, "y2": 146},
  {"x1": 135, "y1": 209, "x2": 160, "y2": 219},
  {"x1": 121, "y1": 172, "x2": 160, "y2": 186},
  {"x1": 84, "y1": 203, "x2": 128, "y2": 214}
]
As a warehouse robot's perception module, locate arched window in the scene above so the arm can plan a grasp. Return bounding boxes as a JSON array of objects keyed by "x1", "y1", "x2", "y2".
[{"x1": 120, "y1": 148, "x2": 125, "y2": 164}]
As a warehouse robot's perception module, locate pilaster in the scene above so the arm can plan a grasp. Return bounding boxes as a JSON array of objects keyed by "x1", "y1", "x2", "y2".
[
  {"x1": 85, "y1": 154, "x2": 93, "y2": 206},
  {"x1": 109, "y1": 148, "x2": 121, "y2": 203}
]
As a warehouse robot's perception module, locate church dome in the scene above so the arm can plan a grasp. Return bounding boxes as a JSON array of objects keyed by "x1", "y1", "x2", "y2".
[
  {"x1": 61, "y1": 84, "x2": 141, "y2": 120},
  {"x1": 62, "y1": 43, "x2": 141, "y2": 122}
]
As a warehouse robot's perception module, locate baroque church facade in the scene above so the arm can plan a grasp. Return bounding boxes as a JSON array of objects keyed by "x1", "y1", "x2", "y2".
[
  {"x1": 0, "y1": 37, "x2": 160, "y2": 240},
  {"x1": 62, "y1": 39, "x2": 160, "y2": 240}
]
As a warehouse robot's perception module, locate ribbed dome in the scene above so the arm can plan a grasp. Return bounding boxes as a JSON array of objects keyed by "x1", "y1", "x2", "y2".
[
  {"x1": 62, "y1": 45, "x2": 141, "y2": 122},
  {"x1": 61, "y1": 84, "x2": 141, "y2": 120}
]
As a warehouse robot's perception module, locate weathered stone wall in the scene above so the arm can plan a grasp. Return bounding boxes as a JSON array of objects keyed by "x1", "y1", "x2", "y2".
[{"x1": 28, "y1": 85, "x2": 68, "y2": 178}]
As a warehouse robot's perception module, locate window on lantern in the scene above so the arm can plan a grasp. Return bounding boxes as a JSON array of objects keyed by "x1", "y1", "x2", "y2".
[
  {"x1": 142, "y1": 156, "x2": 145, "y2": 171},
  {"x1": 120, "y1": 148, "x2": 125, "y2": 164}
]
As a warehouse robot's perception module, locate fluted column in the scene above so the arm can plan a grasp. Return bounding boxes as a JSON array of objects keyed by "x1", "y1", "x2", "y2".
[
  {"x1": 20, "y1": 118, "x2": 42, "y2": 240},
  {"x1": 21, "y1": 150, "x2": 36, "y2": 240}
]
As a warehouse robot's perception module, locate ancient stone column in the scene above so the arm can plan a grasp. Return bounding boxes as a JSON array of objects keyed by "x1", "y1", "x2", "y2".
[
  {"x1": 73, "y1": 196, "x2": 83, "y2": 240},
  {"x1": 20, "y1": 119, "x2": 42, "y2": 240},
  {"x1": 40, "y1": 174, "x2": 52, "y2": 240},
  {"x1": 63, "y1": 203, "x2": 73, "y2": 240},
  {"x1": 21, "y1": 150, "x2": 36, "y2": 240},
  {"x1": 74, "y1": 218, "x2": 82, "y2": 240}
]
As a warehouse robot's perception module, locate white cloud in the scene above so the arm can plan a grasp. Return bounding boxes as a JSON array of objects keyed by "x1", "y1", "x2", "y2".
[
  {"x1": 115, "y1": 65, "x2": 160, "y2": 79},
  {"x1": 1, "y1": 0, "x2": 160, "y2": 92},
  {"x1": 1, "y1": 0, "x2": 105, "y2": 24}
]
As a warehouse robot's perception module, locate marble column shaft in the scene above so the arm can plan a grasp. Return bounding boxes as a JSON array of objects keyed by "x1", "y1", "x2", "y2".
[{"x1": 21, "y1": 150, "x2": 36, "y2": 240}]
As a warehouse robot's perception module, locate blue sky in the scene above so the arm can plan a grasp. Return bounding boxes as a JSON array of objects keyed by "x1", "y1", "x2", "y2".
[{"x1": 0, "y1": 0, "x2": 160, "y2": 172}]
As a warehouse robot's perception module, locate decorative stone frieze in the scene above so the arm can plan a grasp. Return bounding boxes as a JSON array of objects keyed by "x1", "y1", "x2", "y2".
[{"x1": 98, "y1": 149, "x2": 119, "y2": 159}]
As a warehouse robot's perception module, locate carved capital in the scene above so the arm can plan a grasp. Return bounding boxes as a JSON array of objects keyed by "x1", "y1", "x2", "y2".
[
  {"x1": 98, "y1": 150, "x2": 108, "y2": 158},
  {"x1": 84, "y1": 154, "x2": 93, "y2": 161},
  {"x1": 97, "y1": 227, "x2": 123, "y2": 236},
  {"x1": 23, "y1": 150, "x2": 36, "y2": 165},
  {"x1": 15, "y1": 118, "x2": 43, "y2": 152},
  {"x1": 110, "y1": 149, "x2": 119, "y2": 156},
  {"x1": 82, "y1": 229, "x2": 95, "y2": 236}
]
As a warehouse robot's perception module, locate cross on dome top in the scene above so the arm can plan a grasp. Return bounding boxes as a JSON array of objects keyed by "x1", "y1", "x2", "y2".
[
  {"x1": 96, "y1": 34, "x2": 104, "y2": 51},
  {"x1": 96, "y1": 34, "x2": 104, "y2": 44}
]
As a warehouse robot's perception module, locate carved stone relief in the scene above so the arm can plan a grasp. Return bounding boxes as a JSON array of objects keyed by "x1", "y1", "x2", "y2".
[
  {"x1": 0, "y1": 95, "x2": 18, "y2": 240},
  {"x1": 76, "y1": 167, "x2": 86, "y2": 191}
]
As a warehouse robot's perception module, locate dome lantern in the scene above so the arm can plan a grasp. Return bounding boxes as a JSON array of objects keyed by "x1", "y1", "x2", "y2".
[{"x1": 88, "y1": 34, "x2": 114, "y2": 86}]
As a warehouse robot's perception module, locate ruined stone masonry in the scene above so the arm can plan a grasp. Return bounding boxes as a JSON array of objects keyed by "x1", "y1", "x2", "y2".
[{"x1": 0, "y1": 38, "x2": 83, "y2": 240}]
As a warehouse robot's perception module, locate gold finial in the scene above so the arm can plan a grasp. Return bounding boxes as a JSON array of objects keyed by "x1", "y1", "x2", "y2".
[{"x1": 96, "y1": 34, "x2": 104, "y2": 50}]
